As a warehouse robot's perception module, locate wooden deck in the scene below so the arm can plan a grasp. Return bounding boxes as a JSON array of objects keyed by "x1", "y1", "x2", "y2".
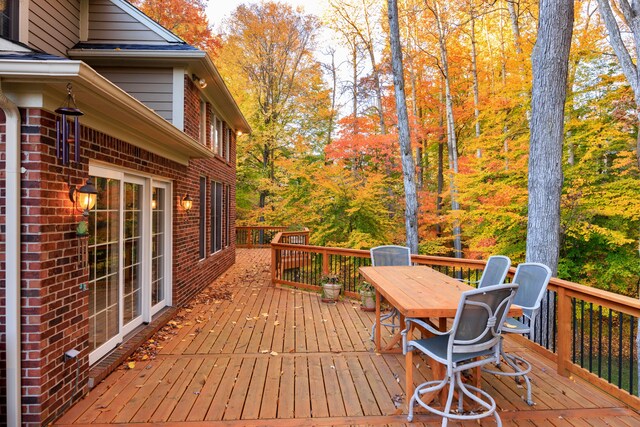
[{"x1": 55, "y1": 249, "x2": 639, "y2": 426}]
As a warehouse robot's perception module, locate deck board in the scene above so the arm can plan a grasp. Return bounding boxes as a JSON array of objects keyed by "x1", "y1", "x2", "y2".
[{"x1": 54, "y1": 249, "x2": 639, "y2": 427}]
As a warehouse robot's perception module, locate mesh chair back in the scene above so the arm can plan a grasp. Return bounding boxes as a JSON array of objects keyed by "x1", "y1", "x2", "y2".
[
  {"x1": 370, "y1": 245, "x2": 411, "y2": 266},
  {"x1": 511, "y1": 263, "x2": 552, "y2": 319},
  {"x1": 478, "y1": 255, "x2": 511, "y2": 288},
  {"x1": 451, "y1": 283, "x2": 519, "y2": 353}
]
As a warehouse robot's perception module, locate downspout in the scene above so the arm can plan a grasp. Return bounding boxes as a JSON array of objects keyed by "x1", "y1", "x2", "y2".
[{"x1": 1, "y1": 81, "x2": 22, "y2": 427}]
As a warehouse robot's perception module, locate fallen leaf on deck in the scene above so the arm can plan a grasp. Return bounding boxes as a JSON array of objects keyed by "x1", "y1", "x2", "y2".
[
  {"x1": 261, "y1": 350, "x2": 269, "y2": 354},
  {"x1": 262, "y1": 313, "x2": 269, "y2": 317},
  {"x1": 273, "y1": 321, "x2": 280, "y2": 326},
  {"x1": 270, "y1": 351, "x2": 278, "y2": 356},
  {"x1": 127, "y1": 361, "x2": 136, "y2": 369}
]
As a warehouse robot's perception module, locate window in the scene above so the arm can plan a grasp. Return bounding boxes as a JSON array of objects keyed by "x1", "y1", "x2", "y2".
[
  {"x1": 199, "y1": 100, "x2": 207, "y2": 145},
  {"x1": 0, "y1": 1, "x2": 18, "y2": 41},
  {"x1": 225, "y1": 184, "x2": 231, "y2": 247},
  {"x1": 225, "y1": 128, "x2": 231, "y2": 162},
  {"x1": 199, "y1": 177, "x2": 206, "y2": 259},
  {"x1": 217, "y1": 119, "x2": 224, "y2": 156},
  {"x1": 211, "y1": 181, "x2": 223, "y2": 253}
]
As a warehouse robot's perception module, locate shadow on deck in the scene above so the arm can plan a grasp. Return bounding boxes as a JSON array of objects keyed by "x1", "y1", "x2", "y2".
[{"x1": 55, "y1": 249, "x2": 639, "y2": 426}]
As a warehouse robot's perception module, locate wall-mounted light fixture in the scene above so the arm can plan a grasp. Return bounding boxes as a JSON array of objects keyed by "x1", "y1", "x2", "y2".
[
  {"x1": 236, "y1": 130, "x2": 243, "y2": 137},
  {"x1": 151, "y1": 197, "x2": 157, "y2": 210},
  {"x1": 69, "y1": 178, "x2": 98, "y2": 215},
  {"x1": 191, "y1": 74, "x2": 207, "y2": 89},
  {"x1": 56, "y1": 83, "x2": 84, "y2": 166},
  {"x1": 181, "y1": 194, "x2": 193, "y2": 212}
]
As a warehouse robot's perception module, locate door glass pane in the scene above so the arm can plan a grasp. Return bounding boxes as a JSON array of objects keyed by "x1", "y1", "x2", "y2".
[
  {"x1": 152, "y1": 187, "x2": 165, "y2": 306},
  {"x1": 123, "y1": 182, "x2": 142, "y2": 324},
  {"x1": 88, "y1": 176, "x2": 120, "y2": 352}
]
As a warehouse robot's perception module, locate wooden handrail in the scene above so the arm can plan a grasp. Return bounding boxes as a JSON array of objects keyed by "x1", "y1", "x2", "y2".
[{"x1": 271, "y1": 239, "x2": 640, "y2": 316}]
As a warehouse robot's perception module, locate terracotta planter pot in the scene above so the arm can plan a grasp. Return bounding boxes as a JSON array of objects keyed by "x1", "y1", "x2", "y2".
[{"x1": 322, "y1": 283, "x2": 342, "y2": 302}]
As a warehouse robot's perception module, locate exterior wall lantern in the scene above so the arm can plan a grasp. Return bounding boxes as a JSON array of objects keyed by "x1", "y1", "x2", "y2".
[
  {"x1": 191, "y1": 74, "x2": 207, "y2": 89},
  {"x1": 69, "y1": 178, "x2": 98, "y2": 215},
  {"x1": 181, "y1": 194, "x2": 193, "y2": 212},
  {"x1": 56, "y1": 83, "x2": 84, "y2": 166}
]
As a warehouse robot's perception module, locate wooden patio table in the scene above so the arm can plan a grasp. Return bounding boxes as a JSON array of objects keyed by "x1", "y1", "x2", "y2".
[{"x1": 358, "y1": 265, "x2": 522, "y2": 411}]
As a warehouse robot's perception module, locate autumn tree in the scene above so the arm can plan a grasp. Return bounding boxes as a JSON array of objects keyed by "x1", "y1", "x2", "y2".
[
  {"x1": 131, "y1": 0, "x2": 221, "y2": 55},
  {"x1": 327, "y1": 0, "x2": 387, "y2": 133},
  {"x1": 217, "y1": 2, "x2": 331, "y2": 219},
  {"x1": 596, "y1": 0, "x2": 640, "y2": 169}
]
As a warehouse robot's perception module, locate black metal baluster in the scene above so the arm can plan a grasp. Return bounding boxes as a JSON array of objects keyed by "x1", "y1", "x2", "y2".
[
  {"x1": 580, "y1": 300, "x2": 585, "y2": 367},
  {"x1": 629, "y1": 316, "x2": 635, "y2": 395},
  {"x1": 572, "y1": 298, "x2": 577, "y2": 364},
  {"x1": 598, "y1": 305, "x2": 603, "y2": 377},
  {"x1": 618, "y1": 312, "x2": 623, "y2": 388},
  {"x1": 589, "y1": 302, "x2": 594, "y2": 372},
  {"x1": 608, "y1": 310, "x2": 613, "y2": 383}
]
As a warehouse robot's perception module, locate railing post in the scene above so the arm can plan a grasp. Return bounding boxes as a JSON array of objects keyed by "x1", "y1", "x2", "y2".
[
  {"x1": 248, "y1": 227, "x2": 253, "y2": 248},
  {"x1": 322, "y1": 248, "x2": 329, "y2": 276},
  {"x1": 556, "y1": 287, "x2": 571, "y2": 376},
  {"x1": 271, "y1": 244, "x2": 277, "y2": 287}
]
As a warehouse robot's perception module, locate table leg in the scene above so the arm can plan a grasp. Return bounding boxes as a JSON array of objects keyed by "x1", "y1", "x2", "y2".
[
  {"x1": 405, "y1": 323, "x2": 414, "y2": 412},
  {"x1": 375, "y1": 289, "x2": 381, "y2": 352}
]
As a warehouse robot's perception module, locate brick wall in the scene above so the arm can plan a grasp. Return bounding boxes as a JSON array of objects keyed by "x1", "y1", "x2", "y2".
[{"x1": 0, "y1": 77, "x2": 237, "y2": 425}]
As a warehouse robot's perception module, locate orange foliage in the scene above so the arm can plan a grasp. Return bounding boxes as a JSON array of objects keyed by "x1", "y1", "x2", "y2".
[{"x1": 131, "y1": 0, "x2": 221, "y2": 56}]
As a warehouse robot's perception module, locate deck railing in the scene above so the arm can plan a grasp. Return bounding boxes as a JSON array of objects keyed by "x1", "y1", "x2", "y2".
[
  {"x1": 269, "y1": 229, "x2": 640, "y2": 408},
  {"x1": 236, "y1": 226, "x2": 288, "y2": 248}
]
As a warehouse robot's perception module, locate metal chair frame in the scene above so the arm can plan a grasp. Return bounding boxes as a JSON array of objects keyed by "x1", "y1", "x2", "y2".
[
  {"x1": 482, "y1": 262, "x2": 552, "y2": 405},
  {"x1": 369, "y1": 245, "x2": 411, "y2": 340},
  {"x1": 402, "y1": 283, "x2": 519, "y2": 426},
  {"x1": 475, "y1": 255, "x2": 511, "y2": 289}
]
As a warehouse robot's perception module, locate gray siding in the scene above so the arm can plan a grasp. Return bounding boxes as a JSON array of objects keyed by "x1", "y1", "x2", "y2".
[
  {"x1": 96, "y1": 67, "x2": 173, "y2": 121},
  {"x1": 89, "y1": 0, "x2": 165, "y2": 43},
  {"x1": 29, "y1": 0, "x2": 80, "y2": 57}
]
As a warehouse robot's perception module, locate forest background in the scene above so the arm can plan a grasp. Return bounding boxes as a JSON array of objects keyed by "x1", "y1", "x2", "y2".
[{"x1": 133, "y1": 0, "x2": 639, "y2": 297}]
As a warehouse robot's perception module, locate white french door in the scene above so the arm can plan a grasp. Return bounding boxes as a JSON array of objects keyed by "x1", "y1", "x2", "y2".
[{"x1": 88, "y1": 165, "x2": 172, "y2": 364}]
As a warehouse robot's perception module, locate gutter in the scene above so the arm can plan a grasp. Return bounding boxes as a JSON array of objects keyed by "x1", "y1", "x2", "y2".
[{"x1": 0, "y1": 80, "x2": 22, "y2": 426}]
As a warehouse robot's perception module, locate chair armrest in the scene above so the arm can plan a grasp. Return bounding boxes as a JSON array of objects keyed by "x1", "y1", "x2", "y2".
[{"x1": 401, "y1": 317, "x2": 449, "y2": 355}]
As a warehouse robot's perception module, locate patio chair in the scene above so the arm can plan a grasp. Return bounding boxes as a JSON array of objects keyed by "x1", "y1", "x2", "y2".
[
  {"x1": 403, "y1": 283, "x2": 519, "y2": 425},
  {"x1": 370, "y1": 245, "x2": 411, "y2": 340},
  {"x1": 482, "y1": 262, "x2": 552, "y2": 405},
  {"x1": 476, "y1": 255, "x2": 511, "y2": 289}
]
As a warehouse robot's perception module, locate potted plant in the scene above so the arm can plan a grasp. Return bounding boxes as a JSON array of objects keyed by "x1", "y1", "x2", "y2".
[
  {"x1": 357, "y1": 281, "x2": 376, "y2": 311},
  {"x1": 321, "y1": 273, "x2": 343, "y2": 302}
]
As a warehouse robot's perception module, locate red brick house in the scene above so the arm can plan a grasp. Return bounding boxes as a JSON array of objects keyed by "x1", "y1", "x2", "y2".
[{"x1": 0, "y1": 1, "x2": 249, "y2": 425}]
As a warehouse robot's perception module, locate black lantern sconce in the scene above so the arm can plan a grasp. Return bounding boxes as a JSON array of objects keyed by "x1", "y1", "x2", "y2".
[
  {"x1": 69, "y1": 178, "x2": 98, "y2": 216},
  {"x1": 56, "y1": 83, "x2": 84, "y2": 166},
  {"x1": 181, "y1": 194, "x2": 193, "y2": 212}
]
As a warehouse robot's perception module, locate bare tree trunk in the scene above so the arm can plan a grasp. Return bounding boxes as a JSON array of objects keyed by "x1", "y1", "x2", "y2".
[
  {"x1": 436, "y1": 79, "x2": 445, "y2": 238},
  {"x1": 324, "y1": 48, "x2": 338, "y2": 146},
  {"x1": 430, "y1": 1, "x2": 462, "y2": 258},
  {"x1": 351, "y1": 34, "x2": 359, "y2": 123},
  {"x1": 527, "y1": 0, "x2": 573, "y2": 271},
  {"x1": 470, "y1": 10, "x2": 481, "y2": 158},
  {"x1": 387, "y1": 0, "x2": 419, "y2": 253},
  {"x1": 506, "y1": 0, "x2": 523, "y2": 54}
]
